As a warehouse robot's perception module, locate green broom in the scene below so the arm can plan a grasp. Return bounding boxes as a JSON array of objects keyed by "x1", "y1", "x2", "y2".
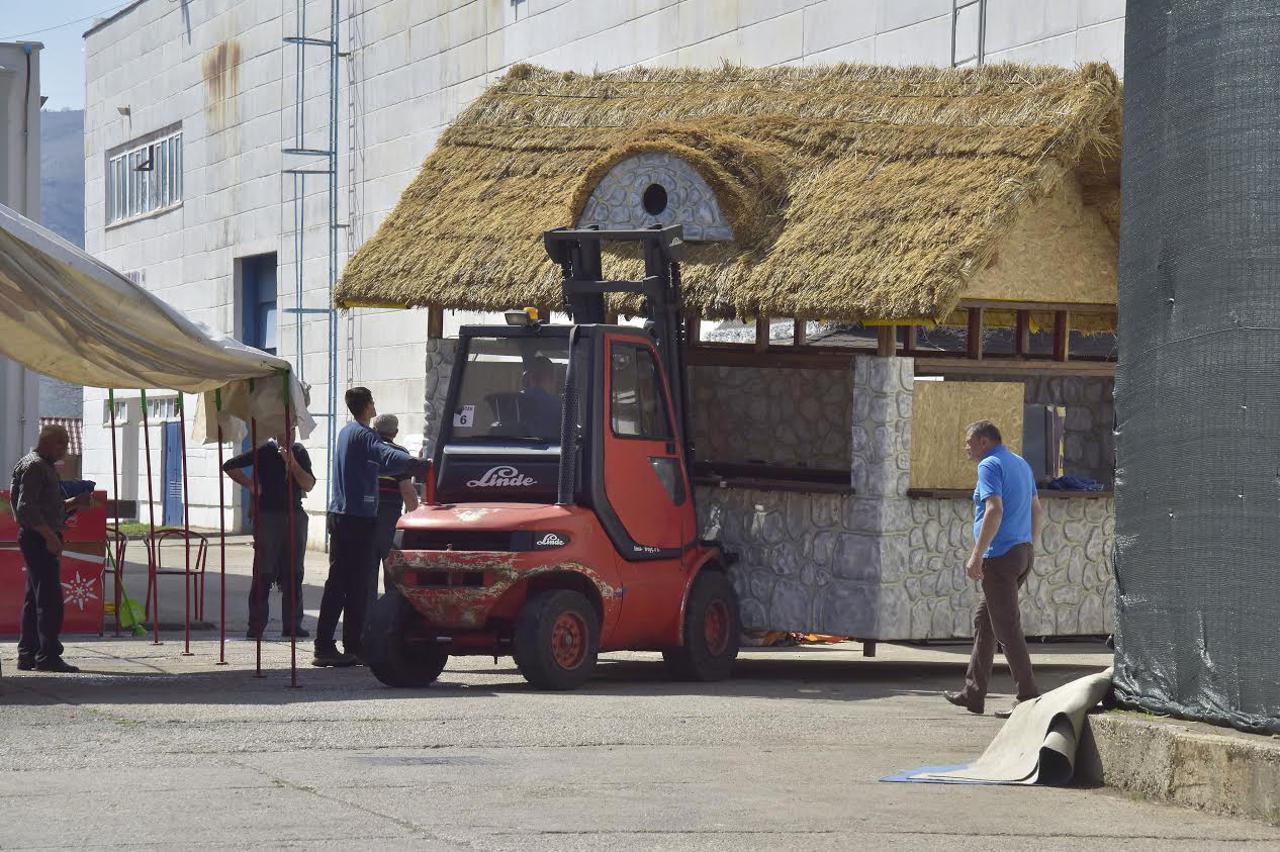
[{"x1": 106, "y1": 546, "x2": 147, "y2": 637}]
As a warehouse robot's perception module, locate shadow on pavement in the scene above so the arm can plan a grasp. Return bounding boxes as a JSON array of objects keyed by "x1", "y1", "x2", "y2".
[{"x1": 0, "y1": 644, "x2": 1110, "y2": 708}]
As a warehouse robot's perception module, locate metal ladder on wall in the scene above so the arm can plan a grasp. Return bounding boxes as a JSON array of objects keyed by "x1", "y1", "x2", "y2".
[
  {"x1": 951, "y1": 0, "x2": 987, "y2": 68},
  {"x1": 282, "y1": 0, "x2": 342, "y2": 523}
]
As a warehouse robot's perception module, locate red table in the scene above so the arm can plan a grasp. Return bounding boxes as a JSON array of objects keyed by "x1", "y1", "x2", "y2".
[{"x1": 0, "y1": 490, "x2": 108, "y2": 636}]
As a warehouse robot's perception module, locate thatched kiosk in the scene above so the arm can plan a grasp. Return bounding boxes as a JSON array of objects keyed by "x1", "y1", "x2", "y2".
[{"x1": 337, "y1": 62, "x2": 1122, "y2": 641}]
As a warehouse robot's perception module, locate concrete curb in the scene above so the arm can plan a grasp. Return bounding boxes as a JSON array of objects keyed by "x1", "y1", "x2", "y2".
[{"x1": 1077, "y1": 711, "x2": 1280, "y2": 824}]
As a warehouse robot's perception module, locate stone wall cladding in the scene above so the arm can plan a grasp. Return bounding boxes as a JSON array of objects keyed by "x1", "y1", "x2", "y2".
[
  {"x1": 697, "y1": 356, "x2": 912, "y2": 637},
  {"x1": 702, "y1": 487, "x2": 1115, "y2": 640},
  {"x1": 423, "y1": 339, "x2": 458, "y2": 458},
  {"x1": 578, "y1": 152, "x2": 734, "y2": 241},
  {"x1": 698, "y1": 355, "x2": 1114, "y2": 640},
  {"x1": 904, "y1": 495, "x2": 1115, "y2": 639},
  {"x1": 689, "y1": 364, "x2": 851, "y2": 469}
]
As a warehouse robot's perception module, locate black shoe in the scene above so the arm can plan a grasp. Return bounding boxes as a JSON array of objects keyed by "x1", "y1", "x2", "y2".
[
  {"x1": 281, "y1": 627, "x2": 310, "y2": 639},
  {"x1": 17, "y1": 654, "x2": 35, "y2": 671},
  {"x1": 944, "y1": 691, "x2": 984, "y2": 714},
  {"x1": 311, "y1": 647, "x2": 356, "y2": 667},
  {"x1": 35, "y1": 658, "x2": 80, "y2": 673}
]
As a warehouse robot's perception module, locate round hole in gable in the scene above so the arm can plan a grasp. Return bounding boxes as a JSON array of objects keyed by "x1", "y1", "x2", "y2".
[{"x1": 641, "y1": 183, "x2": 669, "y2": 216}]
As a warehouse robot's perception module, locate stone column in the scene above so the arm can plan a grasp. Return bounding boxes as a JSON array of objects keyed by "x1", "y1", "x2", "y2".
[
  {"x1": 829, "y1": 354, "x2": 914, "y2": 637},
  {"x1": 423, "y1": 338, "x2": 457, "y2": 457}
]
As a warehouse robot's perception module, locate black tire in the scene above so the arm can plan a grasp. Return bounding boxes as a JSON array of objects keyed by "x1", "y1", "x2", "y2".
[
  {"x1": 512, "y1": 589, "x2": 599, "y2": 690},
  {"x1": 663, "y1": 570, "x2": 740, "y2": 681},
  {"x1": 363, "y1": 591, "x2": 448, "y2": 688}
]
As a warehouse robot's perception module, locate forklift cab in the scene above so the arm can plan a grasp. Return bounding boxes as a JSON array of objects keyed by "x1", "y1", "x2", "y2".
[
  {"x1": 434, "y1": 320, "x2": 695, "y2": 559},
  {"x1": 432, "y1": 226, "x2": 697, "y2": 559}
]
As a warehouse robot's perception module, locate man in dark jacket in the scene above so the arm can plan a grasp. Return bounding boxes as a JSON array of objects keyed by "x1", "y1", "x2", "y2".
[
  {"x1": 223, "y1": 433, "x2": 315, "y2": 639},
  {"x1": 13, "y1": 425, "x2": 91, "y2": 673},
  {"x1": 313, "y1": 388, "x2": 419, "y2": 667},
  {"x1": 371, "y1": 414, "x2": 418, "y2": 604}
]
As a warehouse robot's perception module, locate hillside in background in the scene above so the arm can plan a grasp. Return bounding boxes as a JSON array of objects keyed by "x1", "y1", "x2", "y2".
[
  {"x1": 39, "y1": 108, "x2": 85, "y2": 420},
  {"x1": 40, "y1": 108, "x2": 85, "y2": 248}
]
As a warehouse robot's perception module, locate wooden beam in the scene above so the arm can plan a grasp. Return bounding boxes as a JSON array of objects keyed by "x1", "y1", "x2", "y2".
[
  {"x1": 687, "y1": 344, "x2": 856, "y2": 371},
  {"x1": 1053, "y1": 311, "x2": 1071, "y2": 362},
  {"x1": 914, "y1": 356, "x2": 1114, "y2": 378},
  {"x1": 427, "y1": 305, "x2": 444, "y2": 340},
  {"x1": 1014, "y1": 310, "x2": 1031, "y2": 358},
  {"x1": 877, "y1": 325, "x2": 897, "y2": 357},
  {"x1": 754, "y1": 314, "x2": 769, "y2": 352},
  {"x1": 686, "y1": 313, "x2": 701, "y2": 344},
  {"x1": 792, "y1": 317, "x2": 805, "y2": 347},
  {"x1": 903, "y1": 325, "x2": 919, "y2": 356},
  {"x1": 958, "y1": 299, "x2": 1116, "y2": 315},
  {"x1": 966, "y1": 308, "x2": 984, "y2": 360}
]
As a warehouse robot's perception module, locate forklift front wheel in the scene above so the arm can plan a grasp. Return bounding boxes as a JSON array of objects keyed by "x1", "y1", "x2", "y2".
[
  {"x1": 363, "y1": 591, "x2": 449, "y2": 688},
  {"x1": 663, "y1": 570, "x2": 740, "y2": 681},
  {"x1": 512, "y1": 589, "x2": 599, "y2": 690}
]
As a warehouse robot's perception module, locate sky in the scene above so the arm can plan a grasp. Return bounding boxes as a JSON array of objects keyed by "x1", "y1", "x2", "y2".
[{"x1": 0, "y1": 0, "x2": 136, "y2": 110}]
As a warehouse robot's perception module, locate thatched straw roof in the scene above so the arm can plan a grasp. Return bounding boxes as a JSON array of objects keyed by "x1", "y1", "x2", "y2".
[{"x1": 336, "y1": 62, "x2": 1121, "y2": 324}]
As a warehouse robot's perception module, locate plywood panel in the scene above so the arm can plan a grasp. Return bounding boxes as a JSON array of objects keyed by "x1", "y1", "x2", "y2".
[
  {"x1": 961, "y1": 174, "x2": 1118, "y2": 306},
  {"x1": 910, "y1": 381, "x2": 1024, "y2": 490}
]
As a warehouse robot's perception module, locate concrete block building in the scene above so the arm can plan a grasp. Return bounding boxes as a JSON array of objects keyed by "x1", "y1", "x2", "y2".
[{"x1": 82, "y1": 0, "x2": 1126, "y2": 539}]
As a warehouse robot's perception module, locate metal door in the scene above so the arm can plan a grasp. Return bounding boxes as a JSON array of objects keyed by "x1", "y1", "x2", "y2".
[
  {"x1": 600, "y1": 336, "x2": 689, "y2": 551},
  {"x1": 161, "y1": 421, "x2": 183, "y2": 527}
]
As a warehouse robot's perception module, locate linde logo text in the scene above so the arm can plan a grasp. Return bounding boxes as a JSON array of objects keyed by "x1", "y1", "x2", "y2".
[
  {"x1": 535, "y1": 533, "x2": 566, "y2": 547},
  {"x1": 467, "y1": 465, "x2": 537, "y2": 488}
]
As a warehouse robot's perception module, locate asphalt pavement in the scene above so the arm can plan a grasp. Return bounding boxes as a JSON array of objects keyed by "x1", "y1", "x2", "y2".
[{"x1": 3, "y1": 631, "x2": 1278, "y2": 850}]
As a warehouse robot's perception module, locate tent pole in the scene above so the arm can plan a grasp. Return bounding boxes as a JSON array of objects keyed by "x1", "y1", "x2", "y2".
[
  {"x1": 216, "y1": 389, "x2": 228, "y2": 665},
  {"x1": 140, "y1": 389, "x2": 161, "y2": 645},
  {"x1": 108, "y1": 389, "x2": 122, "y2": 637},
  {"x1": 283, "y1": 372, "x2": 299, "y2": 689},
  {"x1": 178, "y1": 392, "x2": 193, "y2": 657},
  {"x1": 251, "y1": 378, "x2": 263, "y2": 678}
]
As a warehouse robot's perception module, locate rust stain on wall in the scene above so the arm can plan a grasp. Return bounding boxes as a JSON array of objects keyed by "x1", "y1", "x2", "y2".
[{"x1": 202, "y1": 40, "x2": 241, "y2": 131}]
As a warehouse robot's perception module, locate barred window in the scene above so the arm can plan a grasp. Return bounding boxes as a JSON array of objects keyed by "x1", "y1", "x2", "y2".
[{"x1": 107, "y1": 129, "x2": 182, "y2": 225}]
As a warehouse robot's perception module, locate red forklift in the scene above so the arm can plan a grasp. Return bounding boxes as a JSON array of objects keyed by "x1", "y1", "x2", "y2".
[{"x1": 364, "y1": 226, "x2": 741, "y2": 689}]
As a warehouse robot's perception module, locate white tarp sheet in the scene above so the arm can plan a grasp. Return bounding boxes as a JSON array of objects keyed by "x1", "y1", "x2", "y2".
[{"x1": 0, "y1": 202, "x2": 313, "y2": 443}]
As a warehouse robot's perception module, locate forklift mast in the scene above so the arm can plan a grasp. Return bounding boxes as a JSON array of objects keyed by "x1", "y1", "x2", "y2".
[{"x1": 542, "y1": 226, "x2": 694, "y2": 472}]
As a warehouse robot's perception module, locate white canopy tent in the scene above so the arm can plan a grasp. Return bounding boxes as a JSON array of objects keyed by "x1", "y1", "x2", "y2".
[
  {"x1": 0, "y1": 202, "x2": 314, "y2": 441},
  {"x1": 0, "y1": 201, "x2": 318, "y2": 674}
]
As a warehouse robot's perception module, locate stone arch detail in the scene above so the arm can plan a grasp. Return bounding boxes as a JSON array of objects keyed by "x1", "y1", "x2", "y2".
[{"x1": 576, "y1": 152, "x2": 734, "y2": 242}]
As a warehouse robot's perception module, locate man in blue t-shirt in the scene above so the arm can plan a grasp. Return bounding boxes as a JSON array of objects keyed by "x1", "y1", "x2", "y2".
[
  {"x1": 944, "y1": 420, "x2": 1043, "y2": 718},
  {"x1": 313, "y1": 387, "x2": 420, "y2": 667}
]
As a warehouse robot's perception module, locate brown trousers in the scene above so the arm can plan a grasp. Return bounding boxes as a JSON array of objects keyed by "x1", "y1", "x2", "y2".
[{"x1": 963, "y1": 542, "x2": 1039, "y2": 702}]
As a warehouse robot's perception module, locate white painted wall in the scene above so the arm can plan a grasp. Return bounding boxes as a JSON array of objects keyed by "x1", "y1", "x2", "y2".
[{"x1": 82, "y1": 0, "x2": 1126, "y2": 539}]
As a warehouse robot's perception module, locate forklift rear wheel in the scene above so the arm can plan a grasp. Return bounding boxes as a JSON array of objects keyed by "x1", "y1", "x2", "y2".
[
  {"x1": 663, "y1": 570, "x2": 740, "y2": 681},
  {"x1": 512, "y1": 589, "x2": 599, "y2": 690},
  {"x1": 363, "y1": 591, "x2": 449, "y2": 688}
]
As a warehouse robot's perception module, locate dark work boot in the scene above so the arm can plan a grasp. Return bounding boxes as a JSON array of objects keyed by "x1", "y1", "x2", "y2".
[
  {"x1": 944, "y1": 691, "x2": 984, "y2": 714},
  {"x1": 311, "y1": 645, "x2": 356, "y2": 667},
  {"x1": 17, "y1": 653, "x2": 35, "y2": 671},
  {"x1": 35, "y1": 657, "x2": 80, "y2": 673}
]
